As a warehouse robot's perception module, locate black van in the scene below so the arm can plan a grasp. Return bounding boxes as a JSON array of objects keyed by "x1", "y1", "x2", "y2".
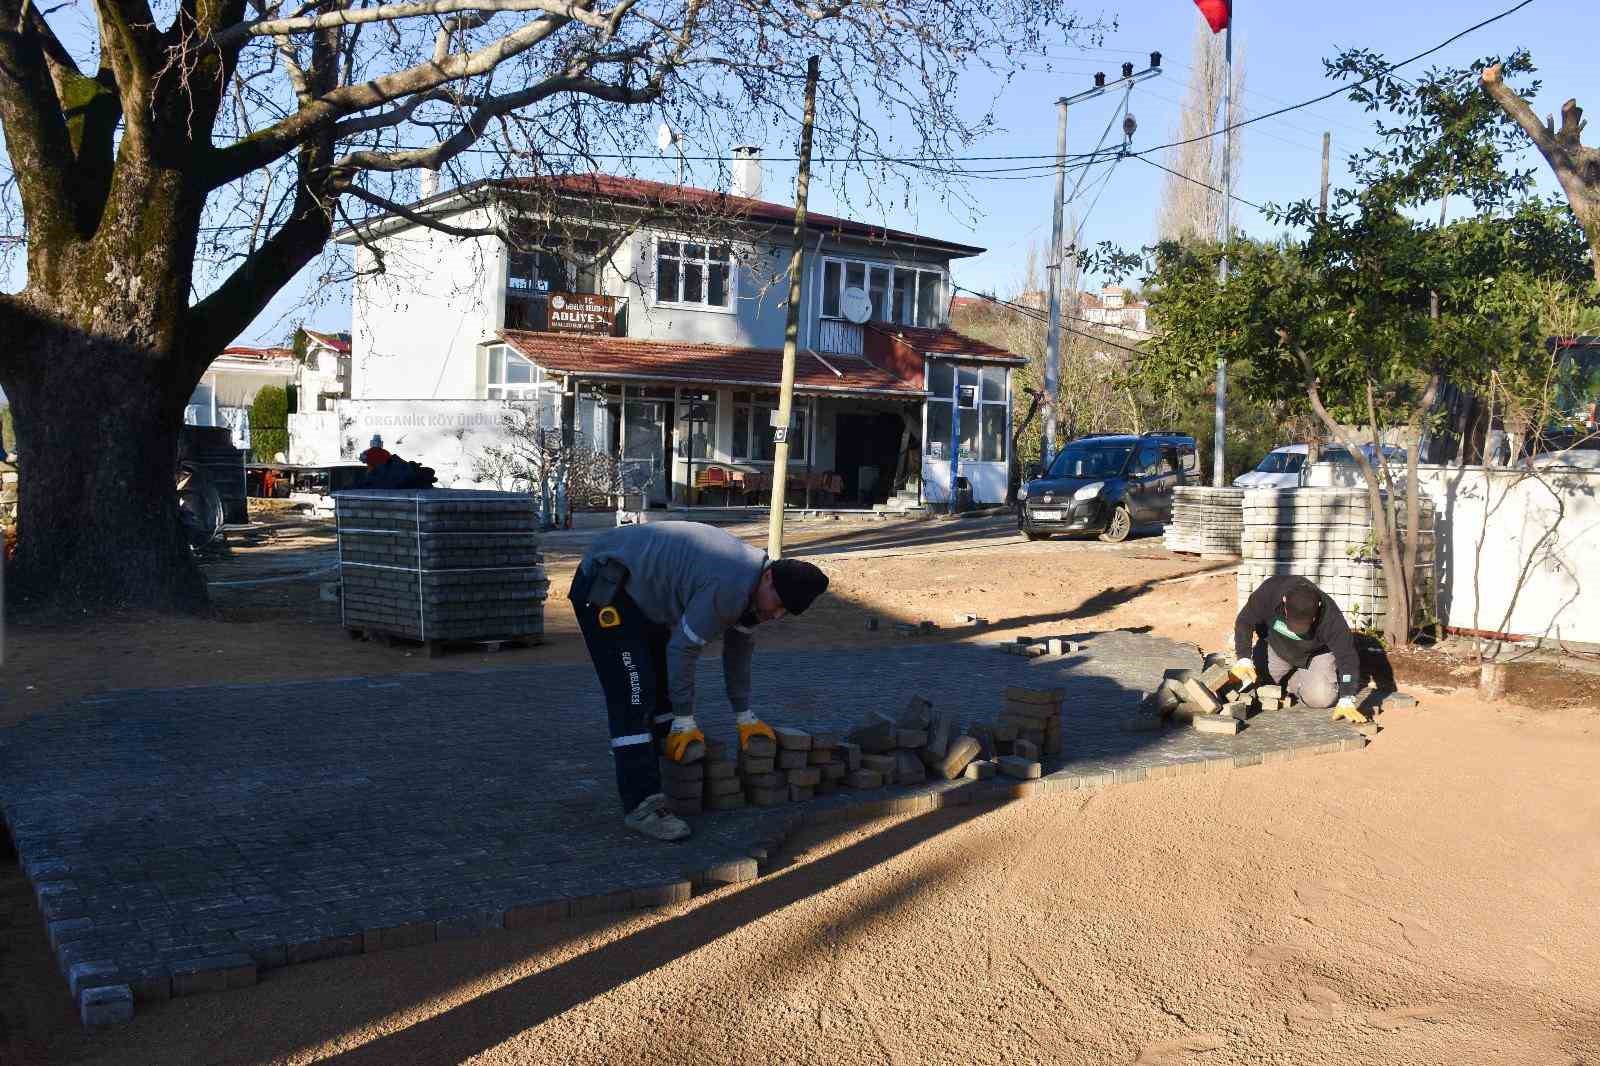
[{"x1": 1017, "y1": 432, "x2": 1199, "y2": 542}]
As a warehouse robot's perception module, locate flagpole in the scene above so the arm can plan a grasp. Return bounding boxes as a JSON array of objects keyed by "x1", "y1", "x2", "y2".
[{"x1": 1212, "y1": 1, "x2": 1234, "y2": 488}]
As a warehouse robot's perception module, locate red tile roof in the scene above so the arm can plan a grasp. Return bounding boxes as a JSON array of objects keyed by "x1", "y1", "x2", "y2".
[
  {"x1": 302, "y1": 329, "x2": 351, "y2": 354},
  {"x1": 220, "y1": 346, "x2": 295, "y2": 361},
  {"x1": 498, "y1": 173, "x2": 986, "y2": 257},
  {"x1": 867, "y1": 324, "x2": 1027, "y2": 365},
  {"x1": 498, "y1": 331, "x2": 927, "y2": 396}
]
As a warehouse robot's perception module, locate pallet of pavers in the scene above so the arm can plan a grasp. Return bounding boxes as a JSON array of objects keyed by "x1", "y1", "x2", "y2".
[
  {"x1": 334, "y1": 488, "x2": 548, "y2": 655},
  {"x1": 1164, "y1": 485, "x2": 1244, "y2": 556}
]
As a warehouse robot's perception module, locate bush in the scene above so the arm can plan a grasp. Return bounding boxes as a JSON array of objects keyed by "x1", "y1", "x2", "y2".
[{"x1": 250, "y1": 386, "x2": 289, "y2": 462}]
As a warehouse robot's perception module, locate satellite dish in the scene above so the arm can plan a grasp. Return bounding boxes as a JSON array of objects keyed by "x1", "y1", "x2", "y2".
[
  {"x1": 841, "y1": 286, "x2": 872, "y2": 325},
  {"x1": 656, "y1": 123, "x2": 680, "y2": 152}
]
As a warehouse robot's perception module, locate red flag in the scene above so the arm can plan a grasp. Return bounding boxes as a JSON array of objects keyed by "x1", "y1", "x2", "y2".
[{"x1": 1193, "y1": 0, "x2": 1230, "y2": 33}]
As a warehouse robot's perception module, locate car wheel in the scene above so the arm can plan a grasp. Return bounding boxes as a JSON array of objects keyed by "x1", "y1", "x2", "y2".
[{"x1": 1099, "y1": 504, "x2": 1131, "y2": 543}]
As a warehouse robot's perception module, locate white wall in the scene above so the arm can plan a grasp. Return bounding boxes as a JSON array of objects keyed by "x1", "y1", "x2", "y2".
[
  {"x1": 350, "y1": 205, "x2": 506, "y2": 400},
  {"x1": 1416, "y1": 465, "x2": 1600, "y2": 646}
]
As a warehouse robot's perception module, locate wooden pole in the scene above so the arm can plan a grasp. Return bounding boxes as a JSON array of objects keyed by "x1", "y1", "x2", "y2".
[
  {"x1": 767, "y1": 55, "x2": 821, "y2": 560},
  {"x1": 1319, "y1": 131, "x2": 1331, "y2": 220}
]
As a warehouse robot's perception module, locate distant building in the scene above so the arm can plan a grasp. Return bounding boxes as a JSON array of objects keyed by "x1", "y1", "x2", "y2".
[
  {"x1": 185, "y1": 330, "x2": 352, "y2": 454},
  {"x1": 1075, "y1": 285, "x2": 1151, "y2": 339}
]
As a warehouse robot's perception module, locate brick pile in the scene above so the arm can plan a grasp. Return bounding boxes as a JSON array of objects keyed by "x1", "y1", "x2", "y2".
[
  {"x1": 1147, "y1": 660, "x2": 1299, "y2": 735},
  {"x1": 1163, "y1": 485, "x2": 1245, "y2": 556},
  {"x1": 334, "y1": 489, "x2": 548, "y2": 646},
  {"x1": 1237, "y1": 487, "x2": 1435, "y2": 632}
]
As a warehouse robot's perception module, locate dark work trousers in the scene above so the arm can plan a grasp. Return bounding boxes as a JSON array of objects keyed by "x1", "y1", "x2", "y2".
[{"x1": 570, "y1": 567, "x2": 674, "y2": 813}]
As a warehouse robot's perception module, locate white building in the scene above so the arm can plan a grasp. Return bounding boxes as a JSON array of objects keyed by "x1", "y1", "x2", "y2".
[
  {"x1": 297, "y1": 161, "x2": 1026, "y2": 510},
  {"x1": 187, "y1": 331, "x2": 352, "y2": 456}
]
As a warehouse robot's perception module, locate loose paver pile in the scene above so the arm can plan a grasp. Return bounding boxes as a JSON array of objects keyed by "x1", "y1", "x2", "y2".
[
  {"x1": 1236, "y1": 487, "x2": 1434, "y2": 632},
  {"x1": 1163, "y1": 485, "x2": 1245, "y2": 556},
  {"x1": 335, "y1": 489, "x2": 548, "y2": 650}
]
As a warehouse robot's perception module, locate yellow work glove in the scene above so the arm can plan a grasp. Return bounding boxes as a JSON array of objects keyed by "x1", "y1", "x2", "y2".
[
  {"x1": 1329, "y1": 698, "x2": 1369, "y2": 725},
  {"x1": 737, "y1": 717, "x2": 776, "y2": 751},
  {"x1": 1230, "y1": 657, "x2": 1258, "y2": 688},
  {"x1": 662, "y1": 718, "x2": 706, "y2": 763}
]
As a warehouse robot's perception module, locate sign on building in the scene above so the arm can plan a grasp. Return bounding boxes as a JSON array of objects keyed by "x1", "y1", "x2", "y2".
[{"x1": 548, "y1": 292, "x2": 616, "y2": 336}]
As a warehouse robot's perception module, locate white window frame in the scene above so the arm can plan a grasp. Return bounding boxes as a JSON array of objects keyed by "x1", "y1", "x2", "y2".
[
  {"x1": 817, "y1": 256, "x2": 946, "y2": 328},
  {"x1": 923, "y1": 359, "x2": 1009, "y2": 465},
  {"x1": 652, "y1": 235, "x2": 737, "y2": 314},
  {"x1": 485, "y1": 345, "x2": 562, "y2": 406}
]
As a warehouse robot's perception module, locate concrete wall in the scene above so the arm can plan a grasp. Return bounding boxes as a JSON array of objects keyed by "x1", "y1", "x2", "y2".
[
  {"x1": 290, "y1": 399, "x2": 553, "y2": 489},
  {"x1": 1416, "y1": 465, "x2": 1600, "y2": 646},
  {"x1": 350, "y1": 205, "x2": 506, "y2": 401}
]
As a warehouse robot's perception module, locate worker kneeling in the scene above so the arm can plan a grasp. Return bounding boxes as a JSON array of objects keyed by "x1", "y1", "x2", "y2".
[
  {"x1": 1230, "y1": 575, "x2": 1365, "y2": 720},
  {"x1": 570, "y1": 522, "x2": 829, "y2": 842}
]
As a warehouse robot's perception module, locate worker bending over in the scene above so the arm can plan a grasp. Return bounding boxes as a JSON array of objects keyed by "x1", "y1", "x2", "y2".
[
  {"x1": 1231, "y1": 575, "x2": 1366, "y2": 721},
  {"x1": 570, "y1": 522, "x2": 829, "y2": 842}
]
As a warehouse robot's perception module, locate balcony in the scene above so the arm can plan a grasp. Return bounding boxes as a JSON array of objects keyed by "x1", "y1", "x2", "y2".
[{"x1": 815, "y1": 319, "x2": 864, "y2": 356}]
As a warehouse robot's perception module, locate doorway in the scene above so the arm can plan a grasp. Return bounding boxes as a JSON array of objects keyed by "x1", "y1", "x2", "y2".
[{"x1": 834, "y1": 410, "x2": 909, "y2": 506}]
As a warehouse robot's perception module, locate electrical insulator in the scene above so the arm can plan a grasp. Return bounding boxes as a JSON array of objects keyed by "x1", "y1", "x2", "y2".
[
  {"x1": 1123, "y1": 113, "x2": 1138, "y2": 142},
  {"x1": 1093, "y1": 71, "x2": 1106, "y2": 88},
  {"x1": 1150, "y1": 51, "x2": 1162, "y2": 69},
  {"x1": 1121, "y1": 62, "x2": 1134, "y2": 78}
]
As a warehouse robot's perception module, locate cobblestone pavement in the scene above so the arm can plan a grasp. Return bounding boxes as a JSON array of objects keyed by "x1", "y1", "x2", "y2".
[{"x1": 0, "y1": 631, "x2": 1363, "y2": 1023}]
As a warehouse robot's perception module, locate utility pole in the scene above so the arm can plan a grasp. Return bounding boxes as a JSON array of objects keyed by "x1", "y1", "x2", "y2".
[
  {"x1": 1212, "y1": 9, "x2": 1235, "y2": 489},
  {"x1": 1043, "y1": 54, "x2": 1162, "y2": 464},
  {"x1": 1319, "y1": 131, "x2": 1331, "y2": 220},
  {"x1": 767, "y1": 55, "x2": 820, "y2": 561},
  {"x1": 1043, "y1": 101, "x2": 1069, "y2": 464}
]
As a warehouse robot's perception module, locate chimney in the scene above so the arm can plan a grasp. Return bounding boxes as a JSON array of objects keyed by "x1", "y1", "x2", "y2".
[
  {"x1": 730, "y1": 146, "x2": 763, "y2": 200},
  {"x1": 419, "y1": 168, "x2": 440, "y2": 200}
]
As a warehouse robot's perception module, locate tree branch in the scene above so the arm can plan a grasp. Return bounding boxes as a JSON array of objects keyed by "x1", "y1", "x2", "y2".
[
  {"x1": 214, "y1": 0, "x2": 612, "y2": 46},
  {"x1": 0, "y1": 0, "x2": 82, "y2": 249},
  {"x1": 343, "y1": 185, "x2": 504, "y2": 237},
  {"x1": 201, "y1": 6, "x2": 575, "y2": 188}
]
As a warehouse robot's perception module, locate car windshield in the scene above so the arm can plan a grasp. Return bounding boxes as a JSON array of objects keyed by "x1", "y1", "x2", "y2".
[
  {"x1": 1048, "y1": 443, "x2": 1133, "y2": 478},
  {"x1": 1254, "y1": 452, "x2": 1305, "y2": 474},
  {"x1": 1323, "y1": 446, "x2": 1403, "y2": 466}
]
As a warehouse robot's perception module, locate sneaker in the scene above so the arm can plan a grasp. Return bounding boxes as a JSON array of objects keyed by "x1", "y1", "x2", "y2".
[{"x1": 624, "y1": 793, "x2": 691, "y2": 842}]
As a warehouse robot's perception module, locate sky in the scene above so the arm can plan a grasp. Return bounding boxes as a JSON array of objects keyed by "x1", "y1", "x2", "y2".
[{"x1": 3, "y1": 0, "x2": 1594, "y2": 348}]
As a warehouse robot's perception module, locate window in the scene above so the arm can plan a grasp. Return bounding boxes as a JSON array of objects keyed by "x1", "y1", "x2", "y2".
[
  {"x1": 731, "y1": 391, "x2": 807, "y2": 462},
  {"x1": 487, "y1": 347, "x2": 550, "y2": 401},
  {"x1": 818, "y1": 258, "x2": 946, "y2": 327},
  {"x1": 1135, "y1": 445, "x2": 1164, "y2": 477},
  {"x1": 679, "y1": 392, "x2": 719, "y2": 460},
  {"x1": 1049, "y1": 443, "x2": 1133, "y2": 478},
  {"x1": 656, "y1": 240, "x2": 732, "y2": 309},
  {"x1": 924, "y1": 359, "x2": 1008, "y2": 464}
]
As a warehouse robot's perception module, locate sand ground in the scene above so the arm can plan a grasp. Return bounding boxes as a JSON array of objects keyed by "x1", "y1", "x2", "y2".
[{"x1": 1, "y1": 513, "x2": 1596, "y2": 1065}]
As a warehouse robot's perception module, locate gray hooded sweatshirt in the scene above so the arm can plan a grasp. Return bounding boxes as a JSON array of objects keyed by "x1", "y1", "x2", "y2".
[{"x1": 581, "y1": 522, "x2": 767, "y2": 717}]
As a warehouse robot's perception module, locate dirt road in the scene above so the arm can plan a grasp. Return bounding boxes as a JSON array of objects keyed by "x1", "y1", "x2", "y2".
[{"x1": 2, "y1": 512, "x2": 1597, "y2": 1064}]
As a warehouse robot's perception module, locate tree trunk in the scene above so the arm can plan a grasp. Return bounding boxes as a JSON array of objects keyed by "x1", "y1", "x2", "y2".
[{"x1": 3, "y1": 324, "x2": 207, "y2": 612}]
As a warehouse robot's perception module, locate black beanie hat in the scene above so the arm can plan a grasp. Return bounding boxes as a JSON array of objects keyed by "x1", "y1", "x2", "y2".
[{"x1": 770, "y1": 558, "x2": 829, "y2": 615}]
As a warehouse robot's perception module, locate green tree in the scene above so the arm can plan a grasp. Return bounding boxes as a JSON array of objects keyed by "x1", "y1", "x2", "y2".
[{"x1": 249, "y1": 387, "x2": 289, "y2": 464}]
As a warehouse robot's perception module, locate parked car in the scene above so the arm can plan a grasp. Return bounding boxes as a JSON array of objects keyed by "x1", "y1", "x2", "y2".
[
  {"x1": 1233, "y1": 445, "x2": 1307, "y2": 489},
  {"x1": 1299, "y1": 443, "x2": 1406, "y2": 486},
  {"x1": 1018, "y1": 432, "x2": 1198, "y2": 542}
]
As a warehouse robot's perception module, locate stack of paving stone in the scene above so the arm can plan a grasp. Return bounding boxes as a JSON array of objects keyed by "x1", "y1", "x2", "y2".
[
  {"x1": 844, "y1": 696, "x2": 985, "y2": 788},
  {"x1": 1236, "y1": 487, "x2": 1435, "y2": 632},
  {"x1": 334, "y1": 489, "x2": 547, "y2": 647},
  {"x1": 964, "y1": 687, "x2": 1062, "y2": 779},
  {"x1": 1163, "y1": 485, "x2": 1245, "y2": 556}
]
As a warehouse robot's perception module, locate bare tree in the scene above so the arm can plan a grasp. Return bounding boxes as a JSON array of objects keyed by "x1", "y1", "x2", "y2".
[
  {"x1": 1482, "y1": 65, "x2": 1600, "y2": 285},
  {"x1": 1156, "y1": 10, "x2": 1245, "y2": 244},
  {"x1": 0, "y1": 0, "x2": 1103, "y2": 613}
]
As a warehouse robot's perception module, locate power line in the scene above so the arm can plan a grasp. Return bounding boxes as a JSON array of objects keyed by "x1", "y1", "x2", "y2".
[
  {"x1": 953, "y1": 285, "x2": 1153, "y2": 355},
  {"x1": 1129, "y1": 0, "x2": 1538, "y2": 161},
  {"x1": 1135, "y1": 154, "x2": 1269, "y2": 214}
]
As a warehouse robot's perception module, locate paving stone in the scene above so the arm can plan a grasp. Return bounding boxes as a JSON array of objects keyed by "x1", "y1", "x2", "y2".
[
  {"x1": 704, "y1": 759, "x2": 739, "y2": 781},
  {"x1": 1012, "y1": 739, "x2": 1039, "y2": 761},
  {"x1": 999, "y1": 756, "x2": 1042, "y2": 780},
  {"x1": 742, "y1": 735, "x2": 777, "y2": 758},
  {"x1": 663, "y1": 779, "x2": 704, "y2": 801},
  {"x1": 657, "y1": 759, "x2": 706, "y2": 784},
  {"x1": 80, "y1": 984, "x2": 134, "y2": 1029},
  {"x1": 840, "y1": 743, "x2": 862, "y2": 771},
  {"x1": 806, "y1": 749, "x2": 836, "y2": 766},
  {"x1": 705, "y1": 776, "x2": 743, "y2": 798},
  {"x1": 743, "y1": 771, "x2": 784, "y2": 789},
  {"x1": 1193, "y1": 715, "x2": 1243, "y2": 735},
  {"x1": 964, "y1": 760, "x2": 997, "y2": 781},
  {"x1": 171, "y1": 953, "x2": 256, "y2": 996},
  {"x1": 774, "y1": 727, "x2": 813, "y2": 751},
  {"x1": 0, "y1": 634, "x2": 1359, "y2": 1020},
  {"x1": 819, "y1": 762, "x2": 847, "y2": 782},
  {"x1": 893, "y1": 751, "x2": 927, "y2": 785},
  {"x1": 848, "y1": 714, "x2": 899, "y2": 754},
  {"x1": 435, "y1": 910, "x2": 503, "y2": 941},
  {"x1": 859, "y1": 753, "x2": 897, "y2": 774},
  {"x1": 788, "y1": 785, "x2": 815, "y2": 802},
  {"x1": 737, "y1": 754, "x2": 775, "y2": 774},
  {"x1": 896, "y1": 729, "x2": 928, "y2": 749},
  {"x1": 707, "y1": 792, "x2": 748, "y2": 811},
  {"x1": 896, "y1": 696, "x2": 933, "y2": 730},
  {"x1": 776, "y1": 751, "x2": 810, "y2": 770},
  {"x1": 846, "y1": 769, "x2": 884, "y2": 789},
  {"x1": 937, "y1": 736, "x2": 982, "y2": 781},
  {"x1": 784, "y1": 768, "x2": 821, "y2": 787}
]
